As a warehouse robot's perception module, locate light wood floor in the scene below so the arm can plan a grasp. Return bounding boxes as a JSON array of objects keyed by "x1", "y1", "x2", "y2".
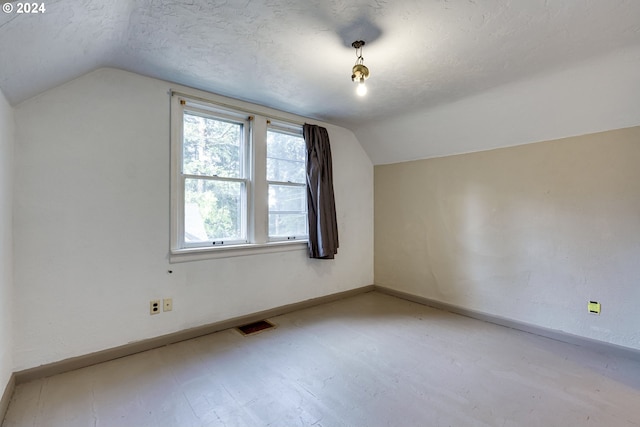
[{"x1": 4, "y1": 291, "x2": 640, "y2": 426}]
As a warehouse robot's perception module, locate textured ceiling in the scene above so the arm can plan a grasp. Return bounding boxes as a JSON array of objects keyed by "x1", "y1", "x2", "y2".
[{"x1": 1, "y1": 0, "x2": 640, "y2": 130}]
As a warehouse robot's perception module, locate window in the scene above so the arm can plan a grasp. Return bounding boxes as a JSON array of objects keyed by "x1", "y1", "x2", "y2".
[
  {"x1": 267, "y1": 122, "x2": 308, "y2": 241},
  {"x1": 171, "y1": 94, "x2": 308, "y2": 258},
  {"x1": 181, "y1": 107, "x2": 249, "y2": 246}
]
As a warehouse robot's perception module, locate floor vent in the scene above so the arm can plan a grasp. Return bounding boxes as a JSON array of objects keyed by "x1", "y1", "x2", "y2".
[{"x1": 236, "y1": 320, "x2": 276, "y2": 336}]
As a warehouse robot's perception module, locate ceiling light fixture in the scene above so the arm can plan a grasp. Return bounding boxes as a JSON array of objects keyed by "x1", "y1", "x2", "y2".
[{"x1": 351, "y1": 40, "x2": 369, "y2": 97}]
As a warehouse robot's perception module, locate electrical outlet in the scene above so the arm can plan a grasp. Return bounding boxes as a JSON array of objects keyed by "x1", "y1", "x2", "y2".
[
  {"x1": 163, "y1": 298, "x2": 173, "y2": 312},
  {"x1": 150, "y1": 300, "x2": 161, "y2": 315}
]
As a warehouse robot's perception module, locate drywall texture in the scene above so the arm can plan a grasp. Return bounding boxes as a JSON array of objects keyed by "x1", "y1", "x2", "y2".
[
  {"x1": 375, "y1": 127, "x2": 640, "y2": 350},
  {"x1": 0, "y1": 88, "x2": 14, "y2": 393},
  {"x1": 12, "y1": 68, "x2": 374, "y2": 370},
  {"x1": 355, "y1": 45, "x2": 640, "y2": 164}
]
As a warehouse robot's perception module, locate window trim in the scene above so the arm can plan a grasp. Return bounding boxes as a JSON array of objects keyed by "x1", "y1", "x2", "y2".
[
  {"x1": 170, "y1": 93, "x2": 309, "y2": 262},
  {"x1": 169, "y1": 240, "x2": 307, "y2": 263}
]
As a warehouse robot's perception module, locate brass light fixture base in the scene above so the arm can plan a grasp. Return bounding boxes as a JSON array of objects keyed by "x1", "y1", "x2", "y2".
[{"x1": 352, "y1": 64, "x2": 370, "y2": 82}]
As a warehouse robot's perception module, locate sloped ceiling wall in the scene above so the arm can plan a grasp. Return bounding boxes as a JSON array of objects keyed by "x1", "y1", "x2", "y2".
[{"x1": 354, "y1": 45, "x2": 640, "y2": 164}]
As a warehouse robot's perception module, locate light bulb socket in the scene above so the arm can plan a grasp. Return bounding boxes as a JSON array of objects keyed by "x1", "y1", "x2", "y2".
[{"x1": 351, "y1": 64, "x2": 370, "y2": 82}]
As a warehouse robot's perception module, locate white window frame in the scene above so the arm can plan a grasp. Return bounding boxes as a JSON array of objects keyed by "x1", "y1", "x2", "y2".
[
  {"x1": 179, "y1": 101, "x2": 251, "y2": 248},
  {"x1": 266, "y1": 120, "x2": 308, "y2": 242},
  {"x1": 170, "y1": 93, "x2": 308, "y2": 262}
]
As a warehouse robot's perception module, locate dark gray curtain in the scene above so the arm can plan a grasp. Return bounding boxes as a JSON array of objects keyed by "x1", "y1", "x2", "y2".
[{"x1": 304, "y1": 124, "x2": 339, "y2": 259}]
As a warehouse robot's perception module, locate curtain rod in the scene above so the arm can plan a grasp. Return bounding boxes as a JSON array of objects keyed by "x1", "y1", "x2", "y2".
[{"x1": 169, "y1": 89, "x2": 308, "y2": 126}]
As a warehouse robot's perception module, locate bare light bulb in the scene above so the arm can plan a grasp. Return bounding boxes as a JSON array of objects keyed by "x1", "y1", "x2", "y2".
[{"x1": 356, "y1": 81, "x2": 367, "y2": 96}]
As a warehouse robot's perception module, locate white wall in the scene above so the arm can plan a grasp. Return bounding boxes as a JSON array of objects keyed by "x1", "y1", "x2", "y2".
[
  {"x1": 13, "y1": 68, "x2": 374, "y2": 370},
  {"x1": 375, "y1": 127, "x2": 640, "y2": 350},
  {"x1": 0, "y1": 88, "x2": 14, "y2": 391},
  {"x1": 355, "y1": 45, "x2": 640, "y2": 165}
]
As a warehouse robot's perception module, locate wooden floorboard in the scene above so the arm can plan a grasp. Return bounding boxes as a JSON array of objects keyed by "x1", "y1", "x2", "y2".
[{"x1": 3, "y1": 291, "x2": 640, "y2": 426}]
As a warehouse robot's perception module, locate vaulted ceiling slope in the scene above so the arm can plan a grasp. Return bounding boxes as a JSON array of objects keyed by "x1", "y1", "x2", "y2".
[{"x1": 2, "y1": 0, "x2": 640, "y2": 162}]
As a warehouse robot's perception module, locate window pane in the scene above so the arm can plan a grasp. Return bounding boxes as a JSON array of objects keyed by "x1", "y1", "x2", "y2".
[
  {"x1": 267, "y1": 130, "x2": 305, "y2": 183},
  {"x1": 269, "y1": 184, "x2": 306, "y2": 212},
  {"x1": 183, "y1": 112, "x2": 243, "y2": 178},
  {"x1": 269, "y1": 214, "x2": 307, "y2": 238},
  {"x1": 184, "y1": 178, "x2": 244, "y2": 242},
  {"x1": 269, "y1": 184, "x2": 307, "y2": 238}
]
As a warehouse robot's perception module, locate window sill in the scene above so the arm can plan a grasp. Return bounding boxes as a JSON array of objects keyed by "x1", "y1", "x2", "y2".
[{"x1": 169, "y1": 240, "x2": 308, "y2": 263}]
